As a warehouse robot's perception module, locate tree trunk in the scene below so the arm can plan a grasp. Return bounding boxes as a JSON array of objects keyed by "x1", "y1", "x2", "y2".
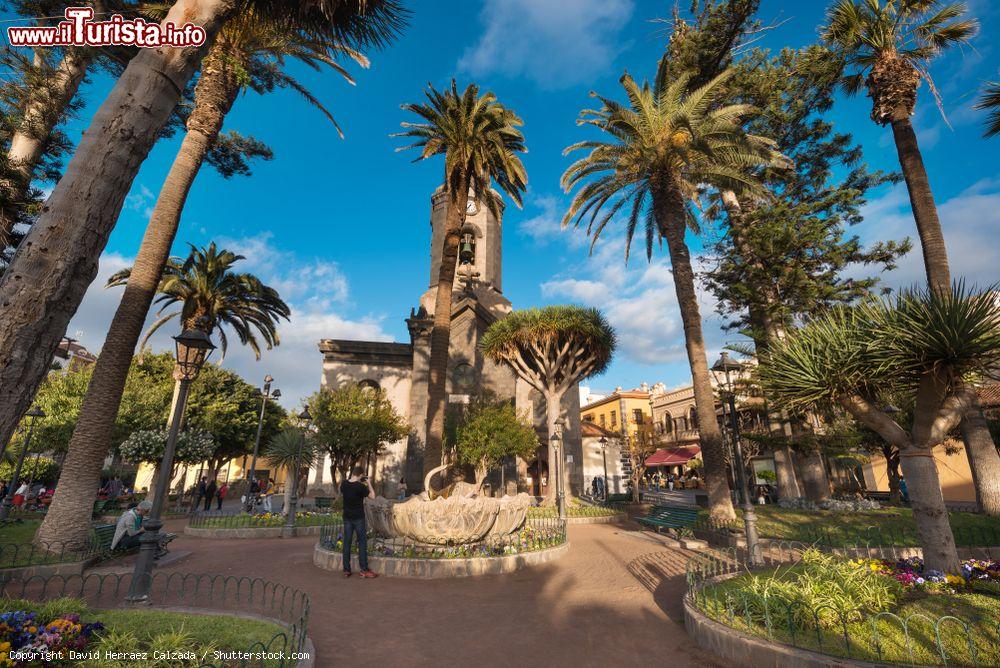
[
  {"x1": 654, "y1": 180, "x2": 734, "y2": 520},
  {"x1": 3, "y1": 0, "x2": 236, "y2": 550},
  {"x1": 898, "y1": 446, "x2": 959, "y2": 573},
  {"x1": 959, "y1": 392, "x2": 1000, "y2": 516},
  {"x1": 314, "y1": 453, "x2": 326, "y2": 490},
  {"x1": 890, "y1": 117, "x2": 951, "y2": 293},
  {"x1": 543, "y1": 392, "x2": 561, "y2": 506},
  {"x1": 423, "y1": 180, "x2": 470, "y2": 479},
  {"x1": 283, "y1": 474, "x2": 293, "y2": 517},
  {"x1": 1, "y1": 48, "x2": 94, "y2": 246},
  {"x1": 797, "y1": 448, "x2": 831, "y2": 502}
]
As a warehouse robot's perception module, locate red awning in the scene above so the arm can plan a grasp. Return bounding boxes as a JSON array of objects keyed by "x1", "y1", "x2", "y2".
[{"x1": 645, "y1": 445, "x2": 701, "y2": 467}]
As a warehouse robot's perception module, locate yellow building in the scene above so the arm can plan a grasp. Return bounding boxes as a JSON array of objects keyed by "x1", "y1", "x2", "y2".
[{"x1": 580, "y1": 385, "x2": 653, "y2": 443}]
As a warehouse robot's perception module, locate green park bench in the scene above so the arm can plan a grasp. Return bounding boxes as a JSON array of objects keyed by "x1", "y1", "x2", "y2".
[
  {"x1": 91, "y1": 523, "x2": 175, "y2": 559},
  {"x1": 604, "y1": 493, "x2": 633, "y2": 505},
  {"x1": 635, "y1": 505, "x2": 700, "y2": 533},
  {"x1": 92, "y1": 500, "x2": 108, "y2": 517},
  {"x1": 315, "y1": 496, "x2": 335, "y2": 509}
]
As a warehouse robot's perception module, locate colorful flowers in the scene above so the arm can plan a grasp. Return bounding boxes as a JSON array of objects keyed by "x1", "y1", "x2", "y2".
[
  {"x1": 848, "y1": 555, "x2": 1000, "y2": 595},
  {"x1": 0, "y1": 609, "x2": 103, "y2": 663}
]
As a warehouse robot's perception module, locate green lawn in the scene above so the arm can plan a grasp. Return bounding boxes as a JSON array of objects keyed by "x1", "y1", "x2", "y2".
[
  {"x1": 0, "y1": 520, "x2": 98, "y2": 568},
  {"x1": 698, "y1": 568, "x2": 1000, "y2": 665},
  {"x1": 1, "y1": 597, "x2": 293, "y2": 666},
  {"x1": 0, "y1": 518, "x2": 40, "y2": 543},
  {"x1": 698, "y1": 506, "x2": 1000, "y2": 547}
]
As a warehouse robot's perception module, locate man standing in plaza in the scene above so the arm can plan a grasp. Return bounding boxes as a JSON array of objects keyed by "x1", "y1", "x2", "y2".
[{"x1": 341, "y1": 466, "x2": 377, "y2": 578}]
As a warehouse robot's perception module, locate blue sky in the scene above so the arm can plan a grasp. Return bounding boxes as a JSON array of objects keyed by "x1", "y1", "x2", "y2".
[{"x1": 32, "y1": 0, "x2": 1000, "y2": 407}]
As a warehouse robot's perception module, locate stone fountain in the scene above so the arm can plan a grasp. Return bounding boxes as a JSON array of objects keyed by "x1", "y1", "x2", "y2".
[{"x1": 364, "y1": 465, "x2": 534, "y2": 545}]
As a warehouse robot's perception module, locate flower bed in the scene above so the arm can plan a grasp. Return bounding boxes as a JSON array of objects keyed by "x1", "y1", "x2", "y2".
[
  {"x1": 527, "y1": 505, "x2": 619, "y2": 519},
  {"x1": 692, "y1": 550, "x2": 1000, "y2": 665},
  {"x1": 0, "y1": 597, "x2": 288, "y2": 666},
  {"x1": 191, "y1": 510, "x2": 337, "y2": 529}
]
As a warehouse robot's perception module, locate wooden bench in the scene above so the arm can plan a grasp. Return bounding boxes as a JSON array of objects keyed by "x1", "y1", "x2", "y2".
[{"x1": 636, "y1": 505, "x2": 700, "y2": 533}]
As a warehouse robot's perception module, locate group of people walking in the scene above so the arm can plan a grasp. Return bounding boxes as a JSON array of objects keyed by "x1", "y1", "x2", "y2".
[{"x1": 194, "y1": 476, "x2": 229, "y2": 511}]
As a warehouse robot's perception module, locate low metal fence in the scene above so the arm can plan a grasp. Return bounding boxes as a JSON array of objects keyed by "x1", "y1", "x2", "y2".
[
  {"x1": 0, "y1": 571, "x2": 310, "y2": 667},
  {"x1": 318, "y1": 516, "x2": 567, "y2": 560},
  {"x1": 188, "y1": 510, "x2": 339, "y2": 530},
  {"x1": 685, "y1": 546, "x2": 1000, "y2": 666},
  {"x1": 0, "y1": 540, "x2": 102, "y2": 570}
]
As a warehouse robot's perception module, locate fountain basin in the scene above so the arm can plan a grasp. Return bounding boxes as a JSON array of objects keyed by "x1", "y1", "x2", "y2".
[{"x1": 365, "y1": 493, "x2": 533, "y2": 545}]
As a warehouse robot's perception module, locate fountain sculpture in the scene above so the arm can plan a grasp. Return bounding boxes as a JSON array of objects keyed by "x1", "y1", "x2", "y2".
[{"x1": 364, "y1": 464, "x2": 534, "y2": 545}]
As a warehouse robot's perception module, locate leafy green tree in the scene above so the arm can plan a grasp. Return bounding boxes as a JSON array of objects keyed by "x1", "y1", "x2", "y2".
[
  {"x1": 185, "y1": 362, "x2": 285, "y2": 475},
  {"x1": 306, "y1": 384, "x2": 407, "y2": 493},
  {"x1": 482, "y1": 306, "x2": 615, "y2": 505},
  {"x1": 264, "y1": 427, "x2": 319, "y2": 516},
  {"x1": 760, "y1": 286, "x2": 1000, "y2": 571},
  {"x1": 119, "y1": 427, "x2": 216, "y2": 503},
  {"x1": 452, "y1": 399, "x2": 539, "y2": 489},
  {"x1": 395, "y1": 81, "x2": 528, "y2": 481},
  {"x1": 561, "y1": 64, "x2": 777, "y2": 521}
]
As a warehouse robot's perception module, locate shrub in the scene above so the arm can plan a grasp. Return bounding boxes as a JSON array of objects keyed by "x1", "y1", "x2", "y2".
[{"x1": 727, "y1": 549, "x2": 901, "y2": 629}]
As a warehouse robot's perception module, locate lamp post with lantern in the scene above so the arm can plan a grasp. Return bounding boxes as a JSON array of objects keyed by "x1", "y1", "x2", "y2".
[
  {"x1": 598, "y1": 436, "x2": 610, "y2": 501},
  {"x1": 0, "y1": 406, "x2": 45, "y2": 521},
  {"x1": 282, "y1": 407, "x2": 312, "y2": 538},
  {"x1": 711, "y1": 351, "x2": 762, "y2": 565},
  {"x1": 245, "y1": 375, "x2": 279, "y2": 512},
  {"x1": 127, "y1": 327, "x2": 215, "y2": 602}
]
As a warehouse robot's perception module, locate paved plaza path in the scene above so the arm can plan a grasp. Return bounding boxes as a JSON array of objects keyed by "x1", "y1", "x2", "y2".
[{"x1": 158, "y1": 520, "x2": 721, "y2": 667}]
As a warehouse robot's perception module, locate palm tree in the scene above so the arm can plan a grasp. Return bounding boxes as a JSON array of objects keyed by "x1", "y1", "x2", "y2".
[
  {"x1": 482, "y1": 306, "x2": 616, "y2": 505},
  {"x1": 974, "y1": 82, "x2": 1000, "y2": 138},
  {"x1": 0, "y1": 0, "x2": 405, "y2": 488},
  {"x1": 264, "y1": 427, "x2": 318, "y2": 518},
  {"x1": 35, "y1": 243, "x2": 289, "y2": 546},
  {"x1": 395, "y1": 81, "x2": 528, "y2": 483},
  {"x1": 822, "y1": 0, "x2": 977, "y2": 292},
  {"x1": 562, "y1": 65, "x2": 779, "y2": 521}
]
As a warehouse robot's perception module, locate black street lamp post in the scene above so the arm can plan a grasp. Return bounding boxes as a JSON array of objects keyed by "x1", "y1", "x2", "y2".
[
  {"x1": 711, "y1": 352, "x2": 762, "y2": 566},
  {"x1": 0, "y1": 407, "x2": 45, "y2": 521},
  {"x1": 282, "y1": 408, "x2": 312, "y2": 538},
  {"x1": 127, "y1": 328, "x2": 214, "y2": 602},
  {"x1": 598, "y1": 436, "x2": 610, "y2": 501},
  {"x1": 245, "y1": 375, "x2": 279, "y2": 512}
]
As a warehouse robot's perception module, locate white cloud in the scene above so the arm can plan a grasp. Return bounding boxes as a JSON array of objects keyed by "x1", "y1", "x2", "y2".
[
  {"x1": 540, "y1": 236, "x2": 725, "y2": 366},
  {"x1": 854, "y1": 177, "x2": 1000, "y2": 289},
  {"x1": 66, "y1": 237, "x2": 392, "y2": 409},
  {"x1": 516, "y1": 194, "x2": 587, "y2": 248},
  {"x1": 458, "y1": 0, "x2": 633, "y2": 89},
  {"x1": 124, "y1": 184, "x2": 155, "y2": 220}
]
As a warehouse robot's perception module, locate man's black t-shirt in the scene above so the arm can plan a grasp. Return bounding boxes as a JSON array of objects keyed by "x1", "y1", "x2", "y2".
[{"x1": 341, "y1": 479, "x2": 369, "y2": 520}]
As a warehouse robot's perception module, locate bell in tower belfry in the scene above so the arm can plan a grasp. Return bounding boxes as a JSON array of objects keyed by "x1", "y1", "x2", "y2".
[{"x1": 459, "y1": 233, "x2": 475, "y2": 265}]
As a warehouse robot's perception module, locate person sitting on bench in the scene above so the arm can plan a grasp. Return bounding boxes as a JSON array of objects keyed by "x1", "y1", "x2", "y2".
[{"x1": 111, "y1": 501, "x2": 176, "y2": 556}]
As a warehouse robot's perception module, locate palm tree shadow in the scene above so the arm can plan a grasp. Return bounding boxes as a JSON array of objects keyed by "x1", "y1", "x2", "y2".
[{"x1": 627, "y1": 549, "x2": 691, "y2": 622}]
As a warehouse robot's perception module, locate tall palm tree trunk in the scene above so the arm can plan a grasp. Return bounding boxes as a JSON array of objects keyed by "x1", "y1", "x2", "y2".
[
  {"x1": 1, "y1": 48, "x2": 94, "y2": 246},
  {"x1": 656, "y1": 181, "x2": 735, "y2": 521},
  {"x1": 0, "y1": 0, "x2": 237, "y2": 505},
  {"x1": 423, "y1": 182, "x2": 470, "y2": 480},
  {"x1": 890, "y1": 117, "x2": 1000, "y2": 513},
  {"x1": 889, "y1": 117, "x2": 950, "y2": 292},
  {"x1": 721, "y1": 190, "x2": 801, "y2": 500},
  {"x1": 33, "y1": 39, "x2": 238, "y2": 549}
]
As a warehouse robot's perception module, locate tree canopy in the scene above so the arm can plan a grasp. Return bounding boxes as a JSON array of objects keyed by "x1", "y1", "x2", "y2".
[
  {"x1": 306, "y1": 384, "x2": 407, "y2": 478},
  {"x1": 452, "y1": 398, "x2": 539, "y2": 481}
]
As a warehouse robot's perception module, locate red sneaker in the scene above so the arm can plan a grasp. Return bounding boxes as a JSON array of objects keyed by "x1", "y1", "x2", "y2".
[{"x1": 360, "y1": 570, "x2": 379, "y2": 579}]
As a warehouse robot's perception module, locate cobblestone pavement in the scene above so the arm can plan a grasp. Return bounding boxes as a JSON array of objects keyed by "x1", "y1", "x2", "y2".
[{"x1": 154, "y1": 519, "x2": 721, "y2": 668}]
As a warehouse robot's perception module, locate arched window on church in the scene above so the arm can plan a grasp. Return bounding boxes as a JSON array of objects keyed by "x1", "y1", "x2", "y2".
[
  {"x1": 689, "y1": 406, "x2": 698, "y2": 430},
  {"x1": 452, "y1": 362, "x2": 475, "y2": 394},
  {"x1": 358, "y1": 379, "x2": 380, "y2": 392}
]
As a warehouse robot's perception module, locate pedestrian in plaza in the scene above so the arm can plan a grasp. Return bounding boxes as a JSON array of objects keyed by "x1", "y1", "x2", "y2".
[
  {"x1": 397, "y1": 477, "x2": 407, "y2": 500},
  {"x1": 204, "y1": 477, "x2": 217, "y2": 512},
  {"x1": 667, "y1": 472, "x2": 676, "y2": 491},
  {"x1": 216, "y1": 482, "x2": 228, "y2": 510},
  {"x1": 341, "y1": 466, "x2": 377, "y2": 578},
  {"x1": 194, "y1": 476, "x2": 207, "y2": 511},
  {"x1": 12, "y1": 480, "x2": 29, "y2": 507},
  {"x1": 262, "y1": 478, "x2": 275, "y2": 512}
]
